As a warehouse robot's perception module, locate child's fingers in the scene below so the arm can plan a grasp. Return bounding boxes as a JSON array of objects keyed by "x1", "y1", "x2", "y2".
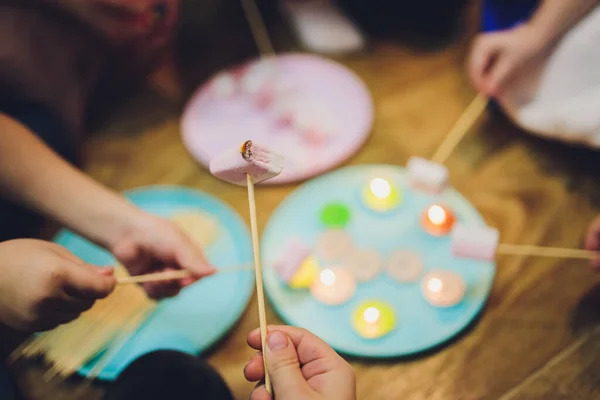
[
  {"x1": 249, "y1": 382, "x2": 272, "y2": 400},
  {"x1": 55, "y1": 295, "x2": 96, "y2": 314},
  {"x1": 584, "y1": 217, "x2": 600, "y2": 250},
  {"x1": 244, "y1": 353, "x2": 265, "y2": 382},
  {"x1": 469, "y1": 35, "x2": 498, "y2": 92},
  {"x1": 247, "y1": 328, "x2": 263, "y2": 350},
  {"x1": 485, "y1": 55, "x2": 514, "y2": 97},
  {"x1": 63, "y1": 263, "x2": 116, "y2": 299},
  {"x1": 585, "y1": 231, "x2": 599, "y2": 252},
  {"x1": 142, "y1": 280, "x2": 181, "y2": 299}
]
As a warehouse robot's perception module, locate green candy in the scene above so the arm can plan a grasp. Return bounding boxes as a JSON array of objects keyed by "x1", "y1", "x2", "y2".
[{"x1": 321, "y1": 203, "x2": 351, "y2": 228}]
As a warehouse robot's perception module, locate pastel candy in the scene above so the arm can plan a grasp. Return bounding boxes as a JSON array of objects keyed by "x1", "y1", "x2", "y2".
[
  {"x1": 273, "y1": 237, "x2": 310, "y2": 283},
  {"x1": 315, "y1": 229, "x2": 354, "y2": 262},
  {"x1": 407, "y1": 157, "x2": 449, "y2": 193},
  {"x1": 451, "y1": 223, "x2": 499, "y2": 261},
  {"x1": 288, "y1": 257, "x2": 319, "y2": 289},
  {"x1": 343, "y1": 248, "x2": 382, "y2": 282},
  {"x1": 386, "y1": 250, "x2": 423, "y2": 283},
  {"x1": 209, "y1": 140, "x2": 284, "y2": 185}
]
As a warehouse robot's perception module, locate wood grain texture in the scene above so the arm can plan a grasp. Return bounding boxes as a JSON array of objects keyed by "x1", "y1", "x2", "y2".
[{"x1": 7, "y1": 1, "x2": 600, "y2": 399}]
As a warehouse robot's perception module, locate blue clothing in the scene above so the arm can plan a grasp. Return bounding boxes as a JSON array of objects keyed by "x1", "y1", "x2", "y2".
[
  {"x1": 482, "y1": 0, "x2": 540, "y2": 32},
  {"x1": 0, "y1": 359, "x2": 18, "y2": 400}
]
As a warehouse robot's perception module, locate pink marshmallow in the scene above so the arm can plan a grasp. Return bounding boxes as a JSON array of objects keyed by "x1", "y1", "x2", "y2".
[
  {"x1": 273, "y1": 237, "x2": 310, "y2": 282},
  {"x1": 451, "y1": 223, "x2": 499, "y2": 261},
  {"x1": 209, "y1": 140, "x2": 284, "y2": 185},
  {"x1": 407, "y1": 157, "x2": 449, "y2": 194}
]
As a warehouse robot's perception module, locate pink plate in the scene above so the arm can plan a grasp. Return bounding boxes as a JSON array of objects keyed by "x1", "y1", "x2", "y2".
[{"x1": 181, "y1": 53, "x2": 374, "y2": 184}]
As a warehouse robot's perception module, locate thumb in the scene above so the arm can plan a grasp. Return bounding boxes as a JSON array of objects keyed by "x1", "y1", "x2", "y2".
[
  {"x1": 265, "y1": 331, "x2": 309, "y2": 396},
  {"x1": 63, "y1": 262, "x2": 117, "y2": 299}
]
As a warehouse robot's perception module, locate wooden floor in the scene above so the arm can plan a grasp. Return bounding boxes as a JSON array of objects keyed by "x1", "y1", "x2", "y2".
[{"x1": 8, "y1": 1, "x2": 600, "y2": 399}]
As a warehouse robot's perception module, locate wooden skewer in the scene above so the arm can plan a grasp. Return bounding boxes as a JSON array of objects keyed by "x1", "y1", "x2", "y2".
[
  {"x1": 246, "y1": 173, "x2": 272, "y2": 394},
  {"x1": 83, "y1": 307, "x2": 153, "y2": 383},
  {"x1": 431, "y1": 93, "x2": 488, "y2": 164},
  {"x1": 116, "y1": 265, "x2": 253, "y2": 285},
  {"x1": 497, "y1": 244, "x2": 597, "y2": 260},
  {"x1": 240, "y1": 0, "x2": 276, "y2": 57}
]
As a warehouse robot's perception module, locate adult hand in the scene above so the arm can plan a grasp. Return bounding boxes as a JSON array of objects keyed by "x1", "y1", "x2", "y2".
[
  {"x1": 0, "y1": 239, "x2": 115, "y2": 331},
  {"x1": 244, "y1": 325, "x2": 356, "y2": 400}
]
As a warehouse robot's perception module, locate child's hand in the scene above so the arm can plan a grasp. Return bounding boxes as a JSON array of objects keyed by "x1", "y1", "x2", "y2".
[
  {"x1": 109, "y1": 214, "x2": 216, "y2": 299},
  {"x1": 0, "y1": 239, "x2": 116, "y2": 331},
  {"x1": 468, "y1": 24, "x2": 548, "y2": 97},
  {"x1": 585, "y1": 215, "x2": 600, "y2": 269},
  {"x1": 244, "y1": 325, "x2": 356, "y2": 400}
]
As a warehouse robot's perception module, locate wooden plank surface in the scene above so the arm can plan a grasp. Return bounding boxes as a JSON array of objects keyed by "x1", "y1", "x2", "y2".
[{"x1": 7, "y1": 1, "x2": 600, "y2": 399}]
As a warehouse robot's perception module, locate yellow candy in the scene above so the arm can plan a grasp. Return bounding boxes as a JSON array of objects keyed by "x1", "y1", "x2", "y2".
[
  {"x1": 352, "y1": 300, "x2": 396, "y2": 339},
  {"x1": 288, "y1": 257, "x2": 319, "y2": 289},
  {"x1": 362, "y1": 178, "x2": 401, "y2": 212}
]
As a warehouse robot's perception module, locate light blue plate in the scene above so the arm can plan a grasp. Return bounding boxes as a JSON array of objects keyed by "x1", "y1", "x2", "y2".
[
  {"x1": 262, "y1": 165, "x2": 495, "y2": 358},
  {"x1": 53, "y1": 185, "x2": 254, "y2": 380}
]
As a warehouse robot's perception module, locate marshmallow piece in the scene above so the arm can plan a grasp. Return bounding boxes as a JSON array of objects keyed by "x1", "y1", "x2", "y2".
[
  {"x1": 241, "y1": 59, "x2": 288, "y2": 109},
  {"x1": 288, "y1": 257, "x2": 319, "y2": 289},
  {"x1": 315, "y1": 229, "x2": 354, "y2": 262},
  {"x1": 241, "y1": 60, "x2": 277, "y2": 96},
  {"x1": 343, "y1": 248, "x2": 382, "y2": 282},
  {"x1": 273, "y1": 239, "x2": 318, "y2": 289},
  {"x1": 211, "y1": 72, "x2": 237, "y2": 98},
  {"x1": 275, "y1": 96, "x2": 335, "y2": 132},
  {"x1": 280, "y1": 0, "x2": 366, "y2": 54},
  {"x1": 407, "y1": 157, "x2": 449, "y2": 193},
  {"x1": 209, "y1": 140, "x2": 284, "y2": 185},
  {"x1": 451, "y1": 223, "x2": 499, "y2": 261}
]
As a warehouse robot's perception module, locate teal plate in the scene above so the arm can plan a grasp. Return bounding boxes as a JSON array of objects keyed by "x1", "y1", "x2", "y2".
[
  {"x1": 53, "y1": 186, "x2": 254, "y2": 380},
  {"x1": 262, "y1": 165, "x2": 495, "y2": 358}
]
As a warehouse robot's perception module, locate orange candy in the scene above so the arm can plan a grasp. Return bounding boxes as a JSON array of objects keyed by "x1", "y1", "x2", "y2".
[{"x1": 421, "y1": 204, "x2": 456, "y2": 236}]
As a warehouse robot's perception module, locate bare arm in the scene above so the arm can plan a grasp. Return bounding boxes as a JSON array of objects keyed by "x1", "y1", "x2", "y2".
[
  {"x1": 529, "y1": 0, "x2": 599, "y2": 48},
  {"x1": 0, "y1": 113, "x2": 145, "y2": 249}
]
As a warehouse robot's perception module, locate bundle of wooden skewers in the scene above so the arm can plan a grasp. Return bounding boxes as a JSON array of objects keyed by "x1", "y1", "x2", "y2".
[
  {"x1": 9, "y1": 211, "x2": 221, "y2": 380},
  {"x1": 10, "y1": 265, "x2": 156, "y2": 380}
]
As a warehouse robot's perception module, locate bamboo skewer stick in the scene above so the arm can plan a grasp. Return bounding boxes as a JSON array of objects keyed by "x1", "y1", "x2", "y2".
[
  {"x1": 497, "y1": 244, "x2": 597, "y2": 260},
  {"x1": 116, "y1": 265, "x2": 252, "y2": 285},
  {"x1": 431, "y1": 93, "x2": 488, "y2": 164},
  {"x1": 240, "y1": 0, "x2": 276, "y2": 57},
  {"x1": 246, "y1": 173, "x2": 272, "y2": 394}
]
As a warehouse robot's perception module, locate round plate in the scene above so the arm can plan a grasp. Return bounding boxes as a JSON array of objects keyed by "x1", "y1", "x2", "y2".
[
  {"x1": 262, "y1": 165, "x2": 495, "y2": 358},
  {"x1": 181, "y1": 53, "x2": 374, "y2": 184},
  {"x1": 53, "y1": 186, "x2": 254, "y2": 380}
]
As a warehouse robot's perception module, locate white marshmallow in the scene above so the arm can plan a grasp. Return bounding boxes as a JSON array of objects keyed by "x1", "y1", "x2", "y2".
[
  {"x1": 211, "y1": 72, "x2": 237, "y2": 98},
  {"x1": 451, "y1": 223, "x2": 499, "y2": 262},
  {"x1": 241, "y1": 60, "x2": 277, "y2": 96},
  {"x1": 407, "y1": 157, "x2": 449, "y2": 193}
]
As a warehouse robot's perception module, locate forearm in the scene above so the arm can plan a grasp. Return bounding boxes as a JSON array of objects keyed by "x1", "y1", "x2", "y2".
[
  {"x1": 0, "y1": 113, "x2": 144, "y2": 248},
  {"x1": 528, "y1": 0, "x2": 599, "y2": 46}
]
